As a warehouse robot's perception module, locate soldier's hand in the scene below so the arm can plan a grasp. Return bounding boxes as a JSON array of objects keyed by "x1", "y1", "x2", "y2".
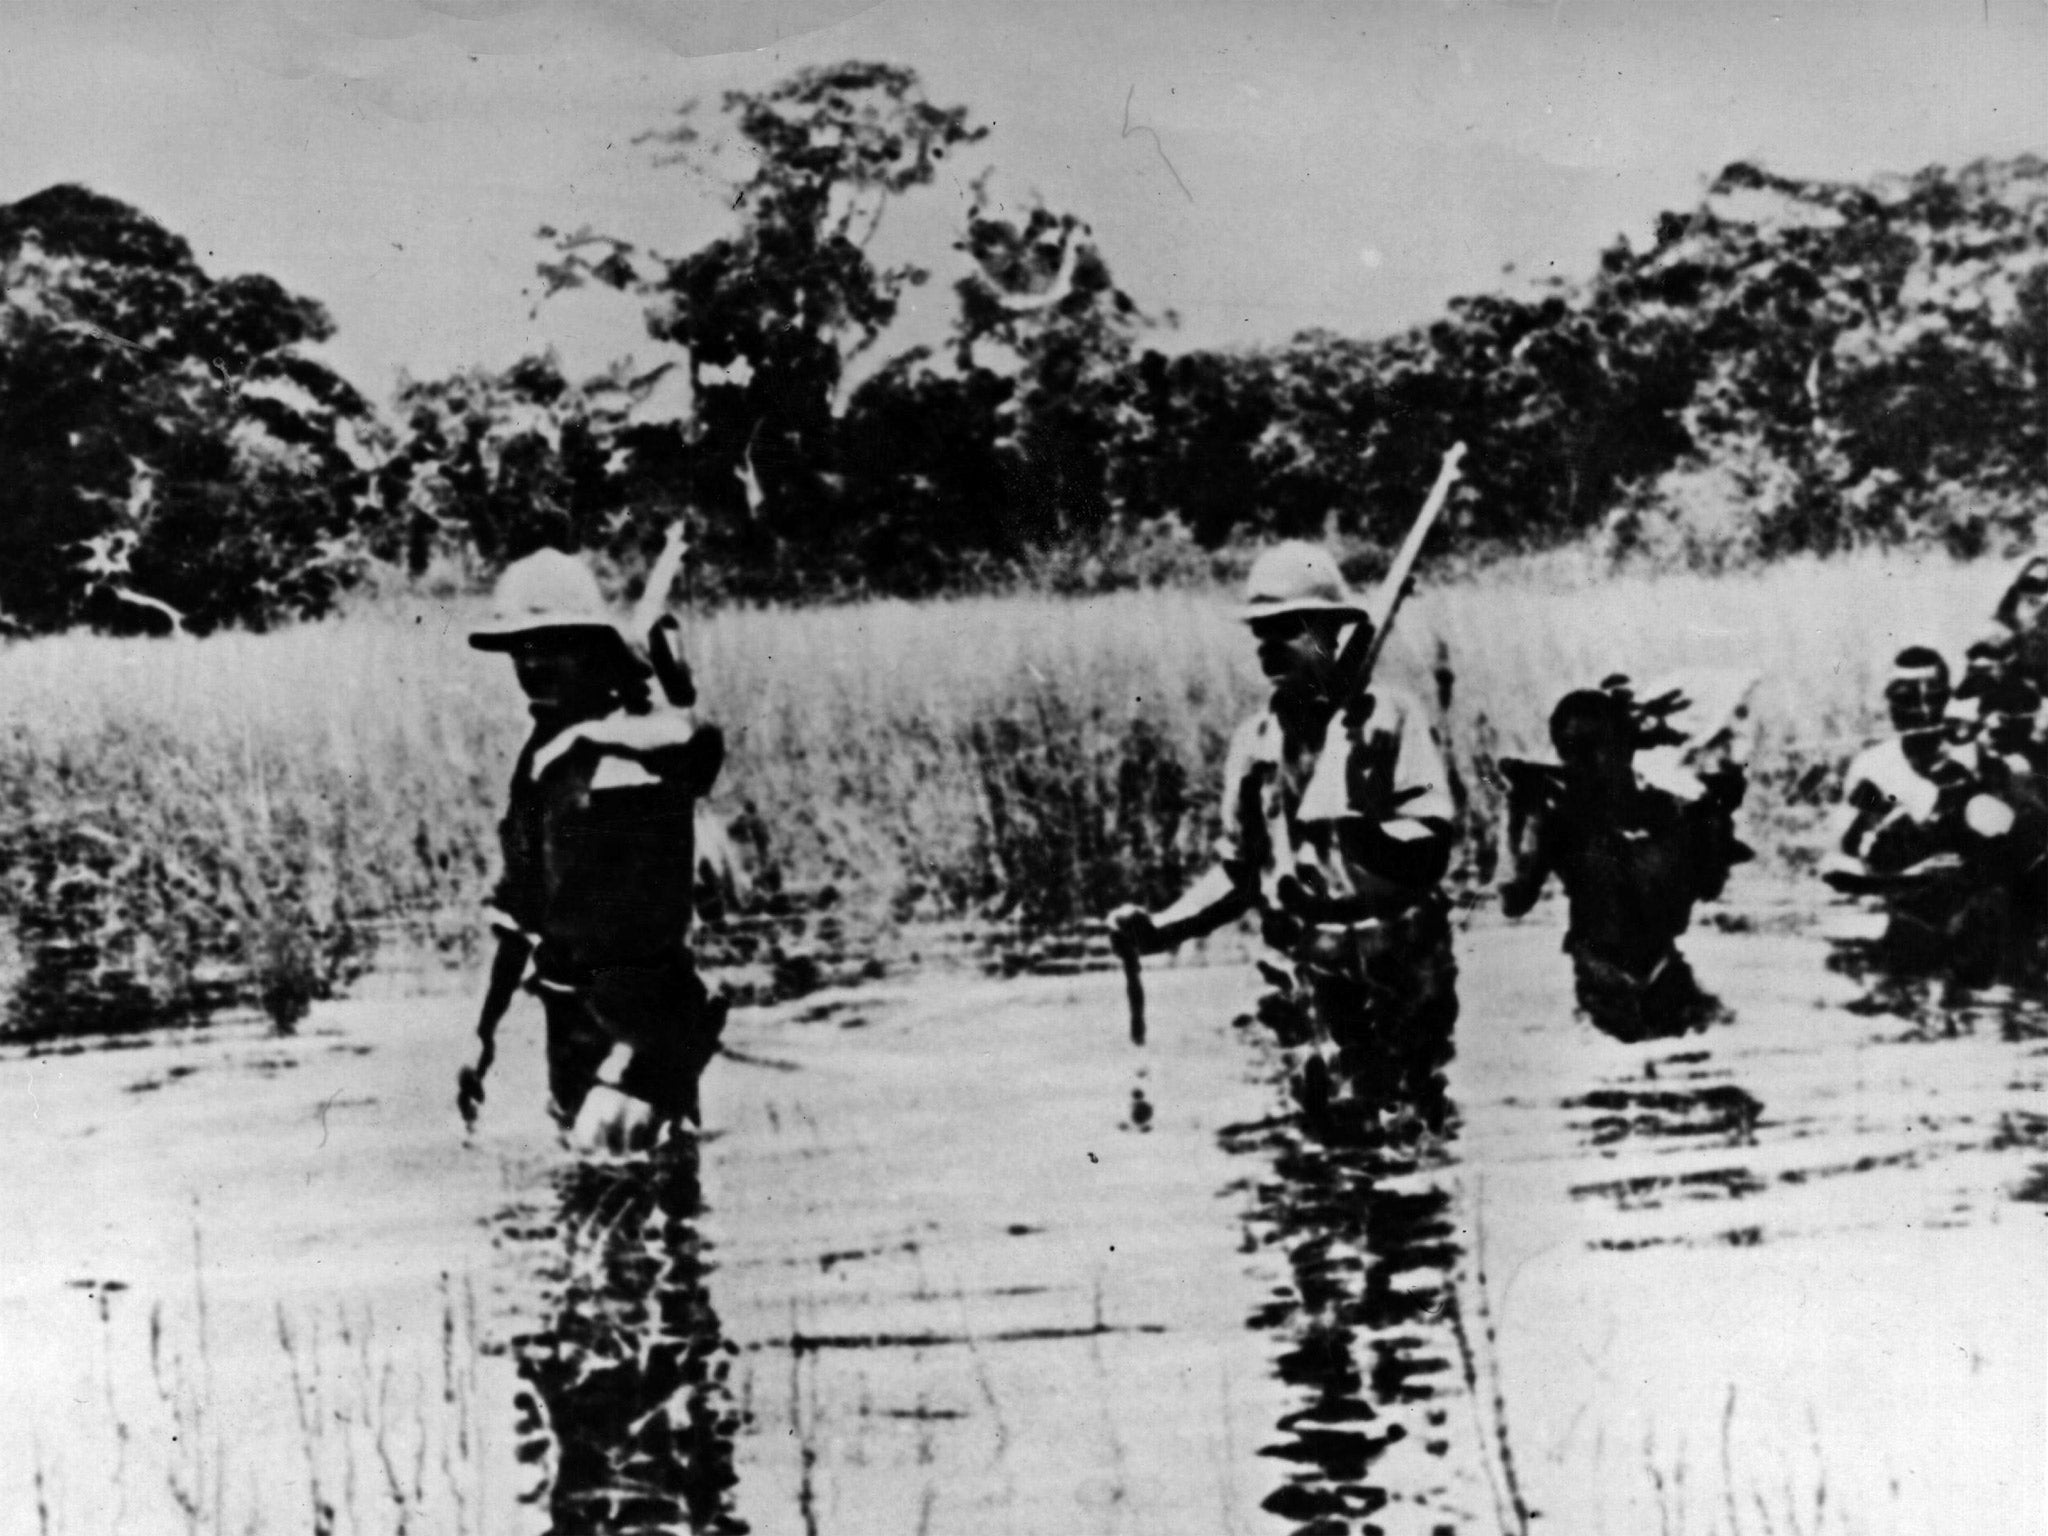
[
  {"x1": 1107, "y1": 904, "x2": 1162, "y2": 956},
  {"x1": 1497, "y1": 876, "x2": 1541, "y2": 921},
  {"x1": 456, "y1": 1065, "x2": 485, "y2": 1129},
  {"x1": 1274, "y1": 868, "x2": 1331, "y2": 920}
]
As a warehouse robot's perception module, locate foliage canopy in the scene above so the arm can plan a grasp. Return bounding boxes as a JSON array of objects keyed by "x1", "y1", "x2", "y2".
[{"x1": 5, "y1": 77, "x2": 2047, "y2": 630}]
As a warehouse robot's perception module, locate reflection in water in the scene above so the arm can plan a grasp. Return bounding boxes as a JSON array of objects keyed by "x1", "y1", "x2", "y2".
[
  {"x1": 1824, "y1": 876, "x2": 2048, "y2": 1038},
  {"x1": 1224, "y1": 1104, "x2": 1468, "y2": 1534},
  {"x1": 1828, "y1": 921, "x2": 2048, "y2": 1041},
  {"x1": 1563, "y1": 1083, "x2": 1763, "y2": 1147},
  {"x1": 499, "y1": 1147, "x2": 750, "y2": 1535}
]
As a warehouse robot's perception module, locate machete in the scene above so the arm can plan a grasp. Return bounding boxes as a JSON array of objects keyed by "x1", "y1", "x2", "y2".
[{"x1": 1113, "y1": 933, "x2": 1147, "y2": 1047}]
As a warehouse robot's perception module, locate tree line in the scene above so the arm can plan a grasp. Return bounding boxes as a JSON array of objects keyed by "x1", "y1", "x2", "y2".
[{"x1": 3, "y1": 61, "x2": 2046, "y2": 634}]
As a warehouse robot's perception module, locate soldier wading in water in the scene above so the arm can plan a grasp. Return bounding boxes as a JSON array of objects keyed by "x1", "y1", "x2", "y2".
[
  {"x1": 456, "y1": 548, "x2": 729, "y2": 1150},
  {"x1": 1109, "y1": 542, "x2": 1460, "y2": 1136},
  {"x1": 1498, "y1": 684, "x2": 1751, "y2": 1042}
]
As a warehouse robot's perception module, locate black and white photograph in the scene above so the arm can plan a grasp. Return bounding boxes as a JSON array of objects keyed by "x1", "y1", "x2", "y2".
[{"x1": 2, "y1": 2, "x2": 2043, "y2": 1531}]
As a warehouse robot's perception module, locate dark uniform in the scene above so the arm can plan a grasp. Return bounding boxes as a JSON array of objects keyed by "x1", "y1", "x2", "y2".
[
  {"x1": 1500, "y1": 688, "x2": 1747, "y2": 1042},
  {"x1": 488, "y1": 706, "x2": 727, "y2": 1126},
  {"x1": 462, "y1": 546, "x2": 731, "y2": 1140}
]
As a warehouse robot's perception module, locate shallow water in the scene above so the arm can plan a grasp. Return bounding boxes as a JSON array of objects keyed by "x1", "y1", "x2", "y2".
[
  {"x1": 1222, "y1": 1110, "x2": 1467, "y2": 1534},
  {"x1": 499, "y1": 1149, "x2": 748, "y2": 1535},
  {"x1": 8, "y1": 893, "x2": 2043, "y2": 1534}
]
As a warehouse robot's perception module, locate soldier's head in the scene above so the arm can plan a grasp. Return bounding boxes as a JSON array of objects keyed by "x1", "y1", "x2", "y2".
[
  {"x1": 470, "y1": 549, "x2": 649, "y2": 717},
  {"x1": 1239, "y1": 542, "x2": 1368, "y2": 699},
  {"x1": 1995, "y1": 556, "x2": 2048, "y2": 637},
  {"x1": 1549, "y1": 688, "x2": 1635, "y2": 792},
  {"x1": 1883, "y1": 646, "x2": 1951, "y2": 741},
  {"x1": 1983, "y1": 674, "x2": 2043, "y2": 758},
  {"x1": 1959, "y1": 627, "x2": 2016, "y2": 698}
]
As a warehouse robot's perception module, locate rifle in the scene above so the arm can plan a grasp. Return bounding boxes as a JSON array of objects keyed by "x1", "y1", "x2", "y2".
[
  {"x1": 636, "y1": 520, "x2": 697, "y2": 707},
  {"x1": 1258, "y1": 443, "x2": 1470, "y2": 932},
  {"x1": 1326, "y1": 442, "x2": 1467, "y2": 706},
  {"x1": 1113, "y1": 933, "x2": 1147, "y2": 1047}
]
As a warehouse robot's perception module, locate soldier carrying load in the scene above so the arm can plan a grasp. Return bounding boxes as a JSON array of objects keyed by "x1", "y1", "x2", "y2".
[
  {"x1": 456, "y1": 548, "x2": 729, "y2": 1148},
  {"x1": 1497, "y1": 677, "x2": 1754, "y2": 1043},
  {"x1": 1823, "y1": 646, "x2": 2046, "y2": 987}
]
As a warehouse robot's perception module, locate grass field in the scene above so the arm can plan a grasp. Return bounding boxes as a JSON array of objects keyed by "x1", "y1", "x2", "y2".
[{"x1": 0, "y1": 548, "x2": 2022, "y2": 1036}]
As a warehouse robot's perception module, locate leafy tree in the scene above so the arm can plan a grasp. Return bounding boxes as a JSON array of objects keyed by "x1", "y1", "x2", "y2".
[
  {"x1": 834, "y1": 350, "x2": 1015, "y2": 592},
  {"x1": 536, "y1": 62, "x2": 987, "y2": 594},
  {"x1": 1593, "y1": 157, "x2": 2048, "y2": 555},
  {"x1": 376, "y1": 353, "x2": 694, "y2": 577},
  {"x1": 0, "y1": 184, "x2": 374, "y2": 632},
  {"x1": 950, "y1": 198, "x2": 1152, "y2": 547},
  {"x1": 1114, "y1": 346, "x2": 1281, "y2": 546},
  {"x1": 1116, "y1": 155, "x2": 2048, "y2": 570}
]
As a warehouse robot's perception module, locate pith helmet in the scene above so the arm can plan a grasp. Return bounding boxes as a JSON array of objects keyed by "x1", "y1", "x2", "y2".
[
  {"x1": 1238, "y1": 541, "x2": 1370, "y2": 625},
  {"x1": 469, "y1": 548, "x2": 637, "y2": 656}
]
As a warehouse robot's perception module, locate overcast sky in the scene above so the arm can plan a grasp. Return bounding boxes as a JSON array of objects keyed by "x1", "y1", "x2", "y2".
[{"x1": 5, "y1": 0, "x2": 2047, "y2": 398}]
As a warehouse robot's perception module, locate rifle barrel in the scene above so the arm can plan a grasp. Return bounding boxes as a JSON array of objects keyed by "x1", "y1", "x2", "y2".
[{"x1": 1329, "y1": 442, "x2": 1468, "y2": 699}]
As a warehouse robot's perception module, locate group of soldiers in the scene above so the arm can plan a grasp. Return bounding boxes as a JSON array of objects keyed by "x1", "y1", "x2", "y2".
[
  {"x1": 1823, "y1": 555, "x2": 2048, "y2": 987},
  {"x1": 455, "y1": 539, "x2": 2048, "y2": 1151}
]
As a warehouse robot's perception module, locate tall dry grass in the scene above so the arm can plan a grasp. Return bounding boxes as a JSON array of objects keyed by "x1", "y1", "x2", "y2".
[{"x1": 0, "y1": 548, "x2": 2020, "y2": 1035}]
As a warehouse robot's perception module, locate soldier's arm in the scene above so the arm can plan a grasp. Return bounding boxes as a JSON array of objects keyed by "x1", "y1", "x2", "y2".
[
  {"x1": 1843, "y1": 781, "x2": 1949, "y2": 873},
  {"x1": 1108, "y1": 867, "x2": 1254, "y2": 955},
  {"x1": 1109, "y1": 719, "x2": 1261, "y2": 953},
  {"x1": 1491, "y1": 758, "x2": 1559, "y2": 918},
  {"x1": 1497, "y1": 839, "x2": 1550, "y2": 919},
  {"x1": 461, "y1": 784, "x2": 543, "y2": 1125},
  {"x1": 1149, "y1": 867, "x2": 1257, "y2": 947},
  {"x1": 458, "y1": 927, "x2": 532, "y2": 1125},
  {"x1": 475, "y1": 929, "x2": 531, "y2": 1038},
  {"x1": 533, "y1": 705, "x2": 725, "y2": 795}
]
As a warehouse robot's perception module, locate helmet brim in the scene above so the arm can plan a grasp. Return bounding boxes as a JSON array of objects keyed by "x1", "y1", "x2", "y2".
[
  {"x1": 468, "y1": 617, "x2": 637, "y2": 654},
  {"x1": 1237, "y1": 596, "x2": 1372, "y2": 626}
]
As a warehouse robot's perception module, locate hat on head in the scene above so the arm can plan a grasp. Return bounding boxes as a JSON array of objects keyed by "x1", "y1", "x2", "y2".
[
  {"x1": 469, "y1": 548, "x2": 638, "y2": 658},
  {"x1": 1887, "y1": 645, "x2": 1950, "y2": 690},
  {"x1": 1238, "y1": 541, "x2": 1370, "y2": 626}
]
